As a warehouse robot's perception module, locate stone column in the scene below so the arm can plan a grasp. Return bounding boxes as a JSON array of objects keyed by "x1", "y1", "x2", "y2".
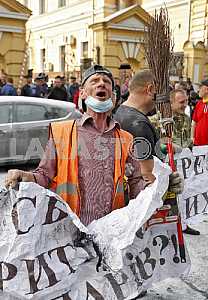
[{"x1": 183, "y1": 40, "x2": 207, "y2": 83}]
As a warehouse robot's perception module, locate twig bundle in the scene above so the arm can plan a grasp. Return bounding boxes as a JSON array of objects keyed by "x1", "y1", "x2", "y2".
[
  {"x1": 144, "y1": 9, "x2": 186, "y2": 262},
  {"x1": 145, "y1": 8, "x2": 174, "y2": 136},
  {"x1": 145, "y1": 7, "x2": 173, "y2": 95}
]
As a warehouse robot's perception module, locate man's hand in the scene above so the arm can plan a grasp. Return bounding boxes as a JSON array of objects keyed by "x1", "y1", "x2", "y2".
[
  {"x1": 168, "y1": 171, "x2": 184, "y2": 194},
  {"x1": 5, "y1": 170, "x2": 35, "y2": 189}
]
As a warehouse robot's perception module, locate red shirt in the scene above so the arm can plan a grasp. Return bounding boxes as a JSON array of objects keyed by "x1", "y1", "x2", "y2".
[
  {"x1": 73, "y1": 89, "x2": 79, "y2": 108},
  {"x1": 192, "y1": 100, "x2": 208, "y2": 145}
]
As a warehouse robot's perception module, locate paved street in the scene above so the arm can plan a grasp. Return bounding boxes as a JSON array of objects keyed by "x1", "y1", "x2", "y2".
[
  {"x1": 0, "y1": 169, "x2": 207, "y2": 299},
  {"x1": 146, "y1": 221, "x2": 208, "y2": 300}
]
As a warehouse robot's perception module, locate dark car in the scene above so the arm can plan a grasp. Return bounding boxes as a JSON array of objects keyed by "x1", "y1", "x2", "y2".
[{"x1": 0, "y1": 96, "x2": 81, "y2": 165}]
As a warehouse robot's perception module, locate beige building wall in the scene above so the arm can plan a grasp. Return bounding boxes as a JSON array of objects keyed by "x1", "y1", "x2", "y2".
[
  {"x1": 0, "y1": 0, "x2": 31, "y2": 85},
  {"x1": 190, "y1": 0, "x2": 208, "y2": 45},
  {"x1": 17, "y1": 0, "x2": 150, "y2": 80},
  {"x1": 18, "y1": 0, "x2": 112, "y2": 77},
  {"x1": 141, "y1": 0, "x2": 190, "y2": 52},
  {"x1": 141, "y1": 0, "x2": 208, "y2": 83},
  {"x1": 91, "y1": 4, "x2": 150, "y2": 77}
]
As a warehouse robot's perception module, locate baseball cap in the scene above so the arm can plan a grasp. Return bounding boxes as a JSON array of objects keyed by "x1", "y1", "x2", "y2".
[
  {"x1": 23, "y1": 74, "x2": 32, "y2": 79},
  {"x1": 82, "y1": 64, "x2": 114, "y2": 89},
  {"x1": 35, "y1": 74, "x2": 44, "y2": 80}
]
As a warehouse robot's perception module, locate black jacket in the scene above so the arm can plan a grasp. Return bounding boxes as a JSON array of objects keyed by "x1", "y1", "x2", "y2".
[{"x1": 47, "y1": 86, "x2": 68, "y2": 101}]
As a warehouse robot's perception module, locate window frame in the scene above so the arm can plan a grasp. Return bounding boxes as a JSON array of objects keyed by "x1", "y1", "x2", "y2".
[
  {"x1": 24, "y1": 0, "x2": 28, "y2": 7},
  {"x1": 60, "y1": 45, "x2": 66, "y2": 73},
  {"x1": 82, "y1": 41, "x2": 89, "y2": 59},
  {"x1": 58, "y1": 0, "x2": 66, "y2": 8},
  {"x1": 39, "y1": 0, "x2": 46, "y2": 14}
]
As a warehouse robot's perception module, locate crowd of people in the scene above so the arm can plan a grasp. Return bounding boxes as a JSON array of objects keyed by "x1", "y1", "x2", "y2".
[{"x1": 0, "y1": 72, "x2": 80, "y2": 105}]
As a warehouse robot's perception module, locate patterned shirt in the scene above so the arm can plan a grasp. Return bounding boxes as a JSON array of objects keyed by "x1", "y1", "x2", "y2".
[{"x1": 33, "y1": 113, "x2": 144, "y2": 225}]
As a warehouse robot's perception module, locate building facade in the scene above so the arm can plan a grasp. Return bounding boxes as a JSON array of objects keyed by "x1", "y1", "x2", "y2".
[
  {"x1": 17, "y1": 0, "x2": 150, "y2": 80},
  {"x1": 141, "y1": 0, "x2": 208, "y2": 83},
  {"x1": 16, "y1": 0, "x2": 208, "y2": 83},
  {"x1": 0, "y1": 0, "x2": 31, "y2": 85}
]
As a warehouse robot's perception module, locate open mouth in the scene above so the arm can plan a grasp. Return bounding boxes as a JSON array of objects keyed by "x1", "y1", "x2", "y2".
[{"x1": 96, "y1": 91, "x2": 107, "y2": 99}]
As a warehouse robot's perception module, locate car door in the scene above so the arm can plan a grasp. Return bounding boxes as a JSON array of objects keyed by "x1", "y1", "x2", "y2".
[
  {"x1": 12, "y1": 103, "x2": 49, "y2": 163},
  {"x1": 0, "y1": 102, "x2": 13, "y2": 165}
]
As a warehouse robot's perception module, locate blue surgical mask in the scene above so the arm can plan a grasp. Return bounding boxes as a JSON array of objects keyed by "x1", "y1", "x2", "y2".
[{"x1": 85, "y1": 96, "x2": 113, "y2": 113}]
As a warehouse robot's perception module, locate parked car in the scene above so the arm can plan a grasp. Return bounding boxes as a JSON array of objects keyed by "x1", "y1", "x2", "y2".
[{"x1": 0, "y1": 96, "x2": 82, "y2": 166}]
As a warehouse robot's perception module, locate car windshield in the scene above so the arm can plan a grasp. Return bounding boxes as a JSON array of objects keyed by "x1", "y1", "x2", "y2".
[{"x1": 15, "y1": 103, "x2": 69, "y2": 123}]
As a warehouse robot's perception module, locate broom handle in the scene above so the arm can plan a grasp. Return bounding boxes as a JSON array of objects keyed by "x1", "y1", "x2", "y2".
[
  {"x1": 167, "y1": 137, "x2": 186, "y2": 262},
  {"x1": 167, "y1": 138, "x2": 176, "y2": 172}
]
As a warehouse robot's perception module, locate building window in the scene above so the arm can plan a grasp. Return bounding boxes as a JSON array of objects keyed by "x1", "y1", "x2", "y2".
[
  {"x1": 115, "y1": 0, "x2": 120, "y2": 10},
  {"x1": 40, "y1": 48, "x2": 46, "y2": 71},
  {"x1": 60, "y1": 45, "x2": 66, "y2": 72},
  {"x1": 58, "y1": 0, "x2": 66, "y2": 8},
  {"x1": 39, "y1": 0, "x2": 46, "y2": 14},
  {"x1": 82, "y1": 42, "x2": 88, "y2": 58}
]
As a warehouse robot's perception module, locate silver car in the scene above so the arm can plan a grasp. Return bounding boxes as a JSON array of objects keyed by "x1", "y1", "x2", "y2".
[{"x1": 0, "y1": 96, "x2": 81, "y2": 166}]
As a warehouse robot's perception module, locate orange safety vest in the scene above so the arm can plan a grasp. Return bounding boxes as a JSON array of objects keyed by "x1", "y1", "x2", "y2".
[{"x1": 50, "y1": 120, "x2": 133, "y2": 216}]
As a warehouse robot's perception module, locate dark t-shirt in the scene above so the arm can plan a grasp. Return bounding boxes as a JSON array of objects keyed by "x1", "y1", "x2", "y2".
[
  {"x1": 114, "y1": 105, "x2": 160, "y2": 160},
  {"x1": 47, "y1": 86, "x2": 68, "y2": 101}
]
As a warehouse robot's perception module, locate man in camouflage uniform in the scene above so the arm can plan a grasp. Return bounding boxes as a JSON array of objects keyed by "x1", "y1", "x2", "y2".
[
  {"x1": 170, "y1": 89, "x2": 192, "y2": 148},
  {"x1": 148, "y1": 92, "x2": 192, "y2": 150},
  {"x1": 170, "y1": 88, "x2": 200, "y2": 235}
]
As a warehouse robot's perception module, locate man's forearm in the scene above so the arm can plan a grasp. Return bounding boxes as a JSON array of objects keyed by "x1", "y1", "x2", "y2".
[
  {"x1": 126, "y1": 157, "x2": 145, "y2": 199},
  {"x1": 5, "y1": 169, "x2": 35, "y2": 188},
  {"x1": 32, "y1": 138, "x2": 57, "y2": 188},
  {"x1": 137, "y1": 159, "x2": 156, "y2": 186},
  {"x1": 22, "y1": 171, "x2": 36, "y2": 182}
]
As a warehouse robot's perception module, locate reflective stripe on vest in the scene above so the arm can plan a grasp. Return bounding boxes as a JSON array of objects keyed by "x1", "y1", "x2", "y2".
[{"x1": 55, "y1": 183, "x2": 77, "y2": 195}]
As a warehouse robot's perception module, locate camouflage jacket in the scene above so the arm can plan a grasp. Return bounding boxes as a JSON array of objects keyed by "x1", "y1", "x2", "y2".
[
  {"x1": 148, "y1": 113, "x2": 161, "y2": 137},
  {"x1": 149, "y1": 112, "x2": 192, "y2": 148},
  {"x1": 172, "y1": 113, "x2": 191, "y2": 148}
]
